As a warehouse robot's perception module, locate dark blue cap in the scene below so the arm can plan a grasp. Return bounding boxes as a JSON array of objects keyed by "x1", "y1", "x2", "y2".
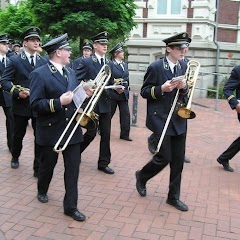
[
  {"x1": 82, "y1": 42, "x2": 93, "y2": 50},
  {"x1": 0, "y1": 34, "x2": 8, "y2": 43},
  {"x1": 91, "y1": 31, "x2": 108, "y2": 44},
  {"x1": 109, "y1": 43, "x2": 123, "y2": 54},
  {"x1": 163, "y1": 32, "x2": 191, "y2": 48},
  {"x1": 22, "y1": 27, "x2": 41, "y2": 41},
  {"x1": 42, "y1": 33, "x2": 71, "y2": 54}
]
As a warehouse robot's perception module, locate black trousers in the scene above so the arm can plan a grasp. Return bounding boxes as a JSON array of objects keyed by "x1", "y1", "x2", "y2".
[
  {"x1": 38, "y1": 143, "x2": 81, "y2": 212},
  {"x1": 81, "y1": 112, "x2": 111, "y2": 168},
  {"x1": 218, "y1": 136, "x2": 240, "y2": 161},
  {"x1": 2, "y1": 106, "x2": 14, "y2": 150},
  {"x1": 111, "y1": 99, "x2": 131, "y2": 139},
  {"x1": 12, "y1": 114, "x2": 40, "y2": 173},
  {"x1": 139, "y1": 133, "x2": 186, "y2": 201}
]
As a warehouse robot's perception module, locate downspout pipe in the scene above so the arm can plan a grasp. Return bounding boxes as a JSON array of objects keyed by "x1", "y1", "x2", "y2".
[{"x1": 213, "y1": 0, "x2": 220, "y2": 86}]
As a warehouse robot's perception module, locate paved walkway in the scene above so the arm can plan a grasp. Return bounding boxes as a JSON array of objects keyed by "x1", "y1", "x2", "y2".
[{"x1": 0, "y1": 95, "x2": 240, "y2": 240}]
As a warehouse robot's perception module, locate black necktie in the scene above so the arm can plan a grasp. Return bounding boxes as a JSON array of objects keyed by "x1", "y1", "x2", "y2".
[
  {"x1": 120, "y1": 63, "x2": 124, "y2": 71},
  {"x1": 100, "y1": 58, "x2": 104, "y2": 66},
  {"x1": 2, "y1": 57, "x2": 5, "y2": 67},
  {"x1": 173, "y1": 65, "x2": 177, "y2": 77},
  {"x1": 62, "y1": 67, "x2": 68, "y2": 82},
  {"x1": 30, "y1": 55, "x2": 34, "y2": 67}
]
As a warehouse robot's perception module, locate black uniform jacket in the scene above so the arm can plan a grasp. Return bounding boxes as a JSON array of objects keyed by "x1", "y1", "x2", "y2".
[
  {"x1": 76, "y1": 54, "x2": 111, "y2": 113},
  {"x1": 29, "y1": 62, "x2": 83, "y2": 146},
  {"x1": 0, "y1": 51, "x2": 47, "y2": 116},
  {"x1": 0, "y1": 58, "x2": 12, "y2": 107},
  {"x1": 223, "y1": 65, "x2": 240, "y2": 121},
  {"x1": 141, "y1": 57, "x2": 188, "y2": 136},
  {"x1": 109, "y1": 60, "x2": 130, "y2": 101}
]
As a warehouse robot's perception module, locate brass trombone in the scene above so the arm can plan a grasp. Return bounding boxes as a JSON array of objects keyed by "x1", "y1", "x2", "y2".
[
  {"x1": 155, "y1": 60, "x2": 200, "y2": 154},
  {"x1": 53, "y1": 64, "x2": 111, "y2": 153}
]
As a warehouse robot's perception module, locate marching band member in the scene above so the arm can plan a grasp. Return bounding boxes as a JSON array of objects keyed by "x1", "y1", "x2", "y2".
[
  {"x1": 30, "y1": 33, "x2": 92, "y2": 221},
  {"x1": 0, "y1": 27, "x2": 47, "y2": 175},
  {"x1": 135, "y1": 32, "x2": 190, "y2": 211},
  {"x1": 76, "y1": 31, "x2": 114, "y2": 174},
  {"x1": 70, "y1": 41, "x2": 93, "y2": 71},
  {"x1": 0, "y1": 34, "x2": 14, "y2": 152},
  {"x1": 217, "y1": 64, "x2": 240, "y2": 172},
  {"x1": 109, "y1": 43, "x2": 132, "y2": 141}
]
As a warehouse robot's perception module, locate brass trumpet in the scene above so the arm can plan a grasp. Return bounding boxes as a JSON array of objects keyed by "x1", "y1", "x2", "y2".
[
  {"x1": 53, "y1": 64, "x2": 111, "y2": 153},
  {"x1": 155, "y1": 60, "x2": 200, "y2": 154}
]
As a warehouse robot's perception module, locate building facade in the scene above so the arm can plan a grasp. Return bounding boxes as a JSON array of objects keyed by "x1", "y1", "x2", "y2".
[{"x1": 127, "y1": 0, "x2": 240, "y2": 94}]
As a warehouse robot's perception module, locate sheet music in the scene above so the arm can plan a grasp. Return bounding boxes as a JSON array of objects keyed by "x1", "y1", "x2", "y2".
[
  {"x1": 72, "y1": 84, "x2": 88, "y2": 108},
  {"x1": 171, "y1": 75, "x2": 185, "y2": 83},
  {"x1": 104, "y1": 85, "x2": 125, "y2": 90}
]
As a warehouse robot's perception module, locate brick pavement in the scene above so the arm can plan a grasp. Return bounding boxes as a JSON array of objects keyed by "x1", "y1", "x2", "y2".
[{"x1": 1, "y1": 95, "x2": 240, "y2": 240}]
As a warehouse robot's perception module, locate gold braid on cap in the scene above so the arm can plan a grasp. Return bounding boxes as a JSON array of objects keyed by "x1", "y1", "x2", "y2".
[{"x1": 151, "y1": 86, "x2": 157, "y2": 99}]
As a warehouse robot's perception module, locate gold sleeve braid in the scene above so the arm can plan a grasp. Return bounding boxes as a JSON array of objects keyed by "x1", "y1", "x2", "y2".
[
  {"x1": 49, "y1": 99, "x2": 55, "y2": 112},
  {"x1": 151, "y1": 86, "x2": 157, "y2": 99},
  {"x1": 227, "y1": 95, "x2": 235, "y2": 102}
]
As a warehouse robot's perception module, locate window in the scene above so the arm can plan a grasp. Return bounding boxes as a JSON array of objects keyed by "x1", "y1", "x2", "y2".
[{"x1": 157, "y1": 0, "x2": 182, "y2": 15}]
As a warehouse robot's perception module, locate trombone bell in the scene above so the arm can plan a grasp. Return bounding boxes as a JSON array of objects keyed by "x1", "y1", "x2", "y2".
[
  {"x1": 177, "y1": 108, "x2": 196, "y2": 119},
  {"x1": 75, "y1": 112, "x2": 99, "y2": 130}
]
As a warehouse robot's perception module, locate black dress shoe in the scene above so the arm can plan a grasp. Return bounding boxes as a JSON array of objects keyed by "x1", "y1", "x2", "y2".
[
  {"x1": 135, "y1": 170, "x2": 146, "y2": 197},
  {"x1": 120, "y1": 137, "x2": 132, "y2": 141},
  {"x1": 166, "y1": 199, "x2": 188, "y2": 211},
  {"x1": 64, "y1": 209, "x2": 86, "y2": 221},
  {"x1": 37, "y1": 193, "x2": 48, "y2": 203},
  {"x1": 147, "y1": 137, "x2": 156, "y2": 154},
  {"x1": 11, "y1": 159, "x2": 19, "y2": 169},
  {"x1": 98, "y1": 166, "x2": 115, "y2": 174},
  {"x1": 184, "y1": 157, "x2": 191, "y2": 163},
  {"x1": 217, "y1": 158, "x2": 234, "y2": 172}
]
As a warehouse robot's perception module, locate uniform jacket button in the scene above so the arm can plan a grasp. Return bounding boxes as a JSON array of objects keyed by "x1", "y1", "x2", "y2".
[
  {"x1": 48, "y1": 123, "x2": 52, "y2": 126},
  {"x1": 65, "y1": 108, "x2": 68, "y2": 111},
  {"x1": 66, "y1": 118, "x2": 69, "y2": 121}
]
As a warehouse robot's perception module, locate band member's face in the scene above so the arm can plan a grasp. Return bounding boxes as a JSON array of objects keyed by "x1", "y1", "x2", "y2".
[
  {"x1": 24, "y1": 38, "x2": 40, "y2": 53},
  {"x1": 167, "y1": 46, "x2": 186, "y2": 63},
  {"x1": 82, "y1": 49, "x2": 92, "y2": 57},
  {"x1": 116, "y1": 51, "x2": 124, "y2": 60},
  {"x1": 58, "y1": 48, "x2": 71, "y2": 65},
  {"x1": 0, "y1": 42, "x2": 9, "y2": 55},
  {"x1": 94, "y1": 42, "x2": 107, "y2": 55}
]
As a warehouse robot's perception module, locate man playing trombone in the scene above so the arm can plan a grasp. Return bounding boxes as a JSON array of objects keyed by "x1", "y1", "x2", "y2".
[
  {"x1": 135, "y1": 32, "x2": 190, "y2": 211},
  {"x1": 76, "y1": 31, "x2": 114, "y2": 174},
  {"x1": 29, "y1": 34, "x2": 93, "y2": 221}
]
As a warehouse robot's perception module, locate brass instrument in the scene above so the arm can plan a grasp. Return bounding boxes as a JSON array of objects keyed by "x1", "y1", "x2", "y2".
[
  {"x1": 177, "y1": 60, "x2": 200, "y2": 119},
  {"x1": 15, "y1": 85, "x2": 30, "y2": 93},
  {"x1": 155, "y1": 60, "x2": 200, "y2": 154},
  {"x1": 53, "y1": 64, "x2": 111, "y2": 153}
]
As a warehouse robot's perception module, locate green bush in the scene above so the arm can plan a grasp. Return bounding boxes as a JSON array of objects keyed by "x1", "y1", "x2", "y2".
[{"x1": 207, "y1": 78, "x2": 228, "y2": 99}]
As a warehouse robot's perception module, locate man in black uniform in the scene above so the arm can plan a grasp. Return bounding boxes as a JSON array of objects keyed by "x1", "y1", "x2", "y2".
[
  {"x1": 0, "y1": 27, "x2": 47, "y2": 174},
  {"x1": 30, "y1": 33, "x2": 92, "y2": 221},
  {"x1": 135, "y1": 32, "x2": 190, "y2": 211},
  {"x1": 0, "y1": 34, "x2": 14, "y2": 151},
  {"x1": 147, "y1": 37, "x2": 192, "y2": 164},
  {"x1": 76, "y1": 31, "x2": 114, "y2": 174},
  {"x1": 217, "y1": 65, "x2": 240, "y2": 172},
  {"x1": 70, "y1": 42, "x2": 93, "y2": 71},
  {"x1": 109, "y1": 43, "x2": 132, "y2": 141}
]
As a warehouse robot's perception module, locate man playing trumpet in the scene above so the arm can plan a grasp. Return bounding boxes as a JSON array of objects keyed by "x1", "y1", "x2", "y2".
[{"x1": 135, "y1": 32, "x2": 190, "y2": 211}]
